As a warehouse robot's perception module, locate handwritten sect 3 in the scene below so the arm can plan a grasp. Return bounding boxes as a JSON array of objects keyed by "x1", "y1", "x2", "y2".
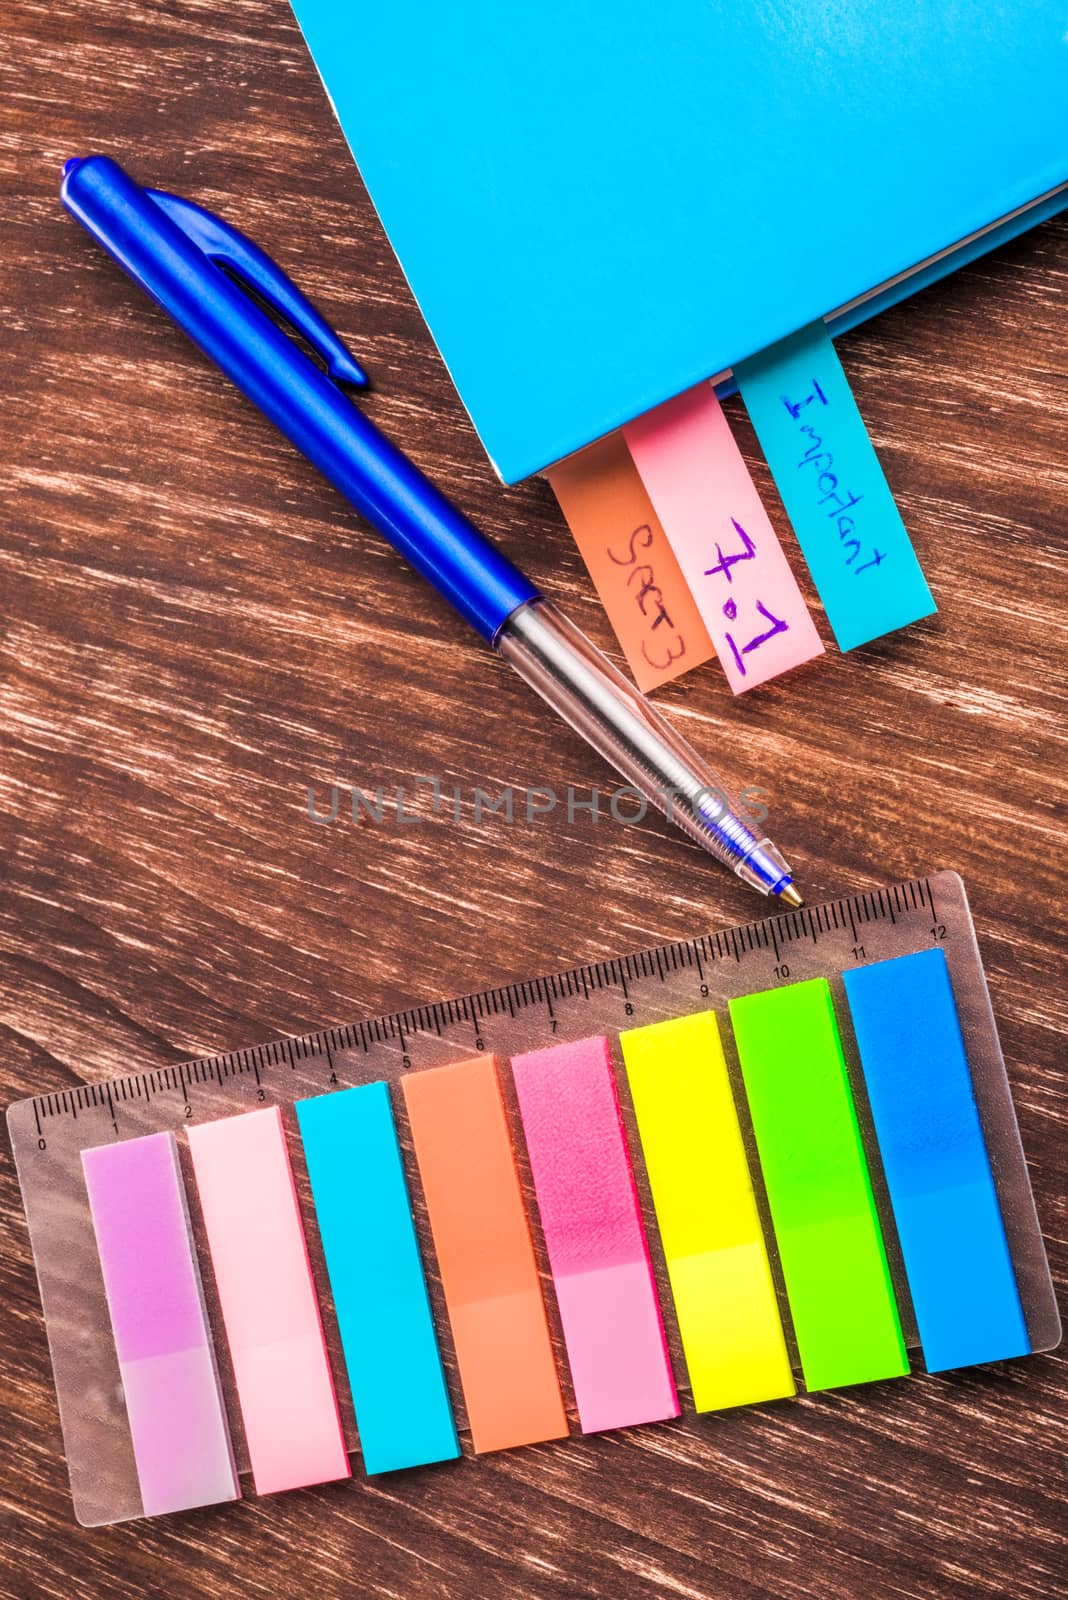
[
  {"x1": 624, "y1": 385, "x2": 823, "y2": 691},
  {"x1": 547, "y1": 433, "x2": 715, "y2": 691}
]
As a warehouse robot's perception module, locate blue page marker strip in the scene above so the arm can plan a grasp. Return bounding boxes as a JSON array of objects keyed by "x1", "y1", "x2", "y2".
[
  {"x1": 843, "y1": 949, "x2": 1029, "y2": 1372},
  {"x1": 296, "y1": 1083, "x2": 460, "y2": 1473},
  {"x1": 735, "y1": 322, "x2": 936, "y2": 650}
]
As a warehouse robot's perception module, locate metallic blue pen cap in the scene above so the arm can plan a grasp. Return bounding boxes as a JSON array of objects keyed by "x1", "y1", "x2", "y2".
[{"x1": 60, "y1": 155, "x2": 539, "y2": 643}]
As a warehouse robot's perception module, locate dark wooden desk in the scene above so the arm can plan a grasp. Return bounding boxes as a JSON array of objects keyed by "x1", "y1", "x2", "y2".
[{"x1": 2, "y1": 4, "x2": 1065, "y2": 1597}]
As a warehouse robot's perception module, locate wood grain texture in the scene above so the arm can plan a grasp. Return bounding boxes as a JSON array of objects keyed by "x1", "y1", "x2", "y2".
[{"x1": 1, "y1": 3, "x2": 1065, "y2": 1596}]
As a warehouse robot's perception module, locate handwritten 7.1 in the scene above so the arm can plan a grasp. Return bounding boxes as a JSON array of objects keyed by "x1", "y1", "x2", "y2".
[
  {"x1": 623, "y1": 385, "x2": 824, "y2": 694},
  {"x1": 703, "y1": 517, "x2": 791, "y2": 677}
]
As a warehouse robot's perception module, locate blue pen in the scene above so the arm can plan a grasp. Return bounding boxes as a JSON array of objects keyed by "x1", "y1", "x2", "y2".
[{"x1": 60, "y1": 155, "x2": 802, "y2": 906}]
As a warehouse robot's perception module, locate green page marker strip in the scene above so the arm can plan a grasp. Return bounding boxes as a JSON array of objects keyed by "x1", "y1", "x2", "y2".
[{"x1": 728, "y1": 979, "x2": 908, "y2": 1390}]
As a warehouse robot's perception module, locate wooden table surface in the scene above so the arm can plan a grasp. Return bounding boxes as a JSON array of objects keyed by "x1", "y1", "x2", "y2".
[{"x1": 2, "y1": 4, "x2": 1065, "y2": 1597}]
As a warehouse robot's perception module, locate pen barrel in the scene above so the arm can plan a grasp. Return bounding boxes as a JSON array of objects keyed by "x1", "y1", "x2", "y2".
[
  {"x1": 498, "y1": 601, "x2": 792, "y2": 896},
  {"x1": 61, "y1": 156, "x2": 539, "y2": 643}
]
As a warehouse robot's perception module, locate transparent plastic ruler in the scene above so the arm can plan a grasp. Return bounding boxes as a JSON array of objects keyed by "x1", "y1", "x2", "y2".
[{"x1": 6, "y1": 871, "x2": 1060, "y2": 1525}]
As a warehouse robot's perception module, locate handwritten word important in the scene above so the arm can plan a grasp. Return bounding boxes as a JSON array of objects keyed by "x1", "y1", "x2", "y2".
[
  {"x1": 735, "y1": 321, "x2": 935, "y2": 651},
  {"x1": 783, "y1": 379, "x2": 885, "y2": 580}
]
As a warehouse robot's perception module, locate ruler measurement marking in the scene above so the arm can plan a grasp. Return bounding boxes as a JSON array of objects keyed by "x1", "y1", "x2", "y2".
[{"x1": 16, "y1": 881, "x2": 931, "y2": 1125}]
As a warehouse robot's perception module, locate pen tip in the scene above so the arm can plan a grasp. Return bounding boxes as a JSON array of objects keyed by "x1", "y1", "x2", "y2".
[{"x1": 777, "y1": 882, "x2": 804, "y2": 910}]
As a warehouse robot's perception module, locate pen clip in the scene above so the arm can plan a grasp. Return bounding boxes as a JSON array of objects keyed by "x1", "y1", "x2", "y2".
[{"x1": 146, "y1": 188, "x2": 369, "y2": 388}]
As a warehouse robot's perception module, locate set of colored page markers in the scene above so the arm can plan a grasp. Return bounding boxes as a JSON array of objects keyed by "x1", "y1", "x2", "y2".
[
  {"x1": 14, "y1": 0, "x2": 1066, "y2": 1528},
  {"x1": 7, "y1": 876, "x2": 1061, "y2": 1524},
  {"x1": 549, "y1": 329, "x2": 932, "y2": 691}
]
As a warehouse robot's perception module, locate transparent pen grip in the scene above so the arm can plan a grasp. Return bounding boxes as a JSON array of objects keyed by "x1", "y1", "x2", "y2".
[{"x1": 497, "y1": 600, "x2": 790, "y2": 893}]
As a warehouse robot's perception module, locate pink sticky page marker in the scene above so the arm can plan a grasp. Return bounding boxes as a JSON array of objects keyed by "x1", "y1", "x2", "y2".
[
  {"x1": 510, "y1": 1036, "x2": 678, "y2": 1433},
  {"x1": 81, "y1": 1132, "x2": 240, "y2": 1517},
  {"x1": 624, "y1": 384, "x2": 824, "y2": 691},
  {"x1": 186, "y1": 1107, "x2": 350, "y2": 1495}
]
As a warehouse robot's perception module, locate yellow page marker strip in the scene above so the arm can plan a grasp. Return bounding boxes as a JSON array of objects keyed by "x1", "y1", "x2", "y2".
[
  {"x1": 623, "y1": 386, "x2": 824, "y2": 692},
  {"x1": 547, "y1": 433, "x2": 716, "y2": 691},
  {"x1": 620, "y1": 1011, "x2": 796, "y2": 1410}
]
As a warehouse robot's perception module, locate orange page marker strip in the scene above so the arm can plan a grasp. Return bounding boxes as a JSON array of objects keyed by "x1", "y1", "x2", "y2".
[
  {"x1": 186, "y1": 1108, "x2": 350, "y2": 1495},
  {"x1": 402, "y1": 1056, "x2": 568, "y2": 1453},
  {"x1": 624, "y1": 385, "x2": 824, "y2": 692},
  {"x1": 547, "y1": 433, "x2": 716, "y2": 691}
]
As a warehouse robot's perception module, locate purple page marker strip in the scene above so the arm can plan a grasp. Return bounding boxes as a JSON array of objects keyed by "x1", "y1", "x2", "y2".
[
  {"x1": 511, "y1": 1036, "x2": 678, "y2": 1433},
  {"x1": 624, "y1": 385, "x2": 823, "y2": 691},
  {"x1": 82, "y1": 1132, "x2": 240, "y2": 1517}
]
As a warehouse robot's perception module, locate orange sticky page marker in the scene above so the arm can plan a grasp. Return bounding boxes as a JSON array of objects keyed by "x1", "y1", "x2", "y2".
[
  {"x1": 547, "y1": 433, "x2": 716, "y2": 691},
  {"x1": 402, "y1": 1056, "x2": 568, "y2": 1453}
]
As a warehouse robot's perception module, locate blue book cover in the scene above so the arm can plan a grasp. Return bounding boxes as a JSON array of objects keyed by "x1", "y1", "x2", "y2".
[{"x1": 289, "y1": 2, "x2": 1067, "y2": 483}]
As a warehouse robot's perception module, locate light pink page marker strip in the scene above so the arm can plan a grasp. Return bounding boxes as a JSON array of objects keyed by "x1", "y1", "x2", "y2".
[
  {"x1": 82, "y1": 1132, "x2": 240, "y2": 1516},
  {"x1": 187, "y1": 1107, "x2": 350, "y2": 1495},
  {"x1": 624, "y1": 384, "x2": 824, "y2": 691},
  {"x1": 511, "y1": 1036, "x2": 679, "y2": 1433}
]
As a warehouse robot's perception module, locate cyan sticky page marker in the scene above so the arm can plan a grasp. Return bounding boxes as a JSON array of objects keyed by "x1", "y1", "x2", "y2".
[
  {"x1": 843, "y1": 950, "x2": 1029, "y2": 1372},
  {"x1": 734, "y1": 322, "x2": 936, "y2": 651},
  {"x1": 296, "y1": 1083, "x2": 460, "y2": 1473}
]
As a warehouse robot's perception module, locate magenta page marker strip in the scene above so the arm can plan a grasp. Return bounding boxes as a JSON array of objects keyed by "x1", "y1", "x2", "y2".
[
  {"x1": 81, "y1": 1132, "x2": 240, "y2": 1516},
  {"x1": 187, "y1": 1107, "x2": 350, "y2": 1495},
  {"x1": 623, "y1": 384, "x2": 823, "y2": 691},
  {"x1": 511, "y1": 1036, "x2": 678, "y2": 1432}
]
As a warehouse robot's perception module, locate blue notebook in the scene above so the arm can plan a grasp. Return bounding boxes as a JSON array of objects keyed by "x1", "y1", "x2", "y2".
[{"x1": 289, "y1": 3, "x2": 1067, "y2": 484}]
